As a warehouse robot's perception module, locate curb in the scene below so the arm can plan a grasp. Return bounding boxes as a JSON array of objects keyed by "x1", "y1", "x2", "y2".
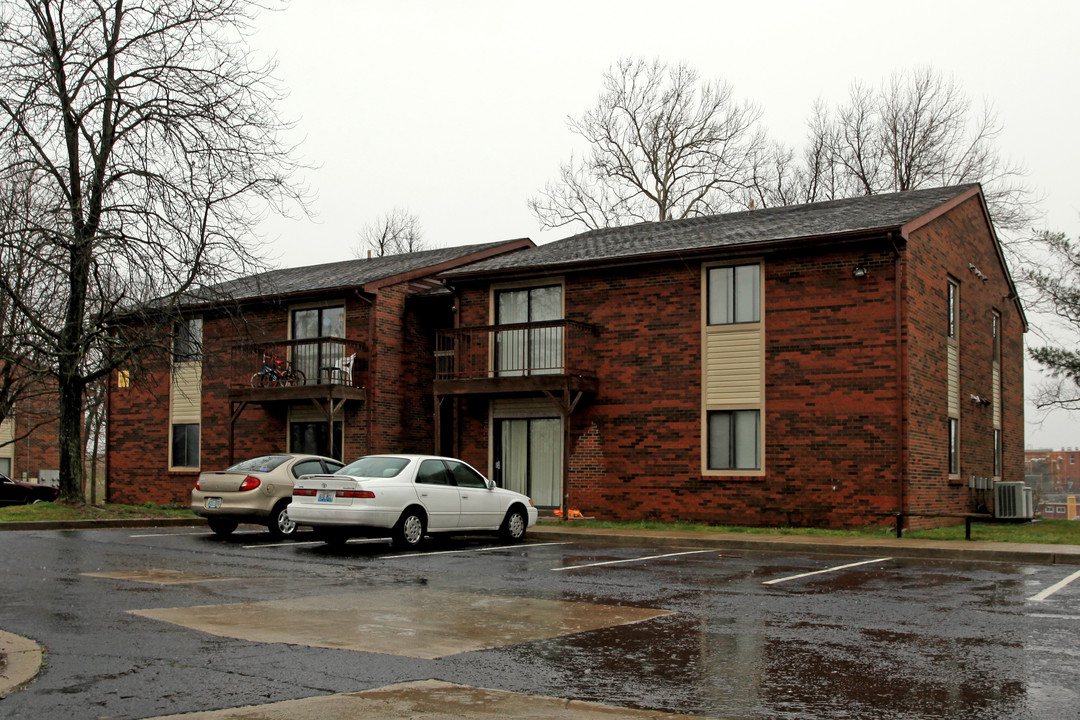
[
  {"x1": 0, "y1": 631, "x2": 43, "y2": 698},
  {"x1": 0, "y1": 518, "x2": 201, "y2": 532}
]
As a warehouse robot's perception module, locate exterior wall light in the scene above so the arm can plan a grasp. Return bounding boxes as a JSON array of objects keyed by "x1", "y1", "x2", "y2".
[{"x1": 852, "y1": 265, "x2": 868, "y2": 278}]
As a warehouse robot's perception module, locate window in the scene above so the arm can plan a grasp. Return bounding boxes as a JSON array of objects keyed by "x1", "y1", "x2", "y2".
[
  {"x1": 495, "y1": 285, "x2": 563, "y2": 375},
  {"x1": 447, "y1": 460, "x2": 488, "y2": 489},
  {"x1": 117, "y1": 370, "x2": 131, "y2": 388},
  {"x1": 708, "y1": 264, "x2": 760, "y2": 325},
  {"x1": 292, "y1": 305, "x2": 345, "y2": 382},
  {"x1": 417, "y1": 459, "x2": 452, "y2": 485},
  {"x1": 993, "y1": 429, "x2": 1002, "y2": 478},
  {"x1": 289, "y1": 421, "x2": 344, "y2": 461},
  {"x1": 947, "y1": 280, "x2": 958, "y2": 339},
  {"x1": 948, "y1": 418, "x2": 959, "y2": 475},
  {"x1": 171, "y1": 423, "x2": 200, "y2": 468},
  {"x1": 173, "y1": 318, "x2": 202, "y2": 363},
  {"x1": 991, "y1": 311, "x2": 1000, "y2": 363},
  {"x1": 707, "y1": 410, "x2": 761, "y2": 471}
]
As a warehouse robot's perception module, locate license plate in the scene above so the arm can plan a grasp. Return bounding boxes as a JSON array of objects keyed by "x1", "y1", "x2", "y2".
[
  {"x1": 317, "y1": 490, "x2": 335, "y2": 503},
  {"x1": 206, "y1": 497, "x2": 222, "y2": 509}
]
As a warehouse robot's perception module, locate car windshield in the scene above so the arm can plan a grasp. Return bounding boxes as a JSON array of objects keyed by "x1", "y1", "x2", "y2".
[
  {"x1": 226, "y1": 456, "x2": 290, "y2": 473},
  {"x1": 336, "y1": 456, "x2": 410, "y2": 479}
]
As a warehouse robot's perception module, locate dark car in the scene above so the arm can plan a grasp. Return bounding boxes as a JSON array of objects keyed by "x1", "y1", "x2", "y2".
[{"x1": 0, "y1": 472, "x2": 61, "y2": 506}]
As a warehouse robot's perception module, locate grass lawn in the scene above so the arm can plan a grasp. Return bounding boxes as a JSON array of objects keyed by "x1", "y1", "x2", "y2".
[
  {"x1": 552, "y1": 518, "x2": 1080, "y2": 545},
  {"x1": 0, "y1": 502, "x2": 197, "y2": 523},
  {"x1": 4, "y1": 504, "x2": 1079, "y2": 545}
]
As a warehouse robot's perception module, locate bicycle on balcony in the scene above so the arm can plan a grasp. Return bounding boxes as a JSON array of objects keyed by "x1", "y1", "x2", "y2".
[{"x1": 250, "y1": 353, "x2": 306, "y2": 388}]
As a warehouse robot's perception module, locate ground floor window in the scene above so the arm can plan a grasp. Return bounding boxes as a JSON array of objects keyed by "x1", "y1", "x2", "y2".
[
  {"x1": 948, "y1": 418, "x2": 960, "y2": 475},
  {"x1": 707, "y1": 410, "x2": 760, "y2": 470},
  {"x1": 0, "y1": 457, "x2": 10, "y2": 475},
  {"x1": 171, "y1": 423, "x2": 200, "y2": 469},
  {"x1": 496, "y1": 417, "x2": 561, "y2": 507},
  {"x1": 290, "y1": 421, "x2": 343, "y2": 461},
  {"x1": 994, "y1": 429, "x2": 1002, "y2": 478}
]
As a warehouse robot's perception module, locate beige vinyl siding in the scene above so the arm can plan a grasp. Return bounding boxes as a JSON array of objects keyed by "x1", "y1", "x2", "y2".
[
  {"x1": 992, "y1": 364, "x2": 1001, "y2": 429},
  {"x1": 170, "y1": 363, "x2": 202, "y2": 425},
  {"x1": 0, "y1": 417, "x2": 13, "y2": 467},
  {"x1": 947, "y1": 343, "x2": 959, "y2": 418},
  {"x1": 705, "y1": 328, "x2": 763, "y2": 407}
]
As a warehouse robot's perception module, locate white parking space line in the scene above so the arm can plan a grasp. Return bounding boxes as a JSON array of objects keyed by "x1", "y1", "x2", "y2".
[
  {"x1": 384, "y1": 542, "x2": 569, "y2": 559},
  {"x1": 552, "y1": 549, "x2": 716, "y2": 571},
  {"x1": 243, "y1": 537, "x2": 392, "y2": 550},
  {"x1": 1028, "y1": 568, "x2": 1080, "y2": 602},
  {"x1": 130, "y1": 530, "x2": 263, "y2": 538},
  {"x1": 763, "y1": 557, "x2": 892, "y2": 585}
]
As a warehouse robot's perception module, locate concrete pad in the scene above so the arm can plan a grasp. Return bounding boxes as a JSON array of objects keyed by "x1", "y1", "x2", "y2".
[
  {"x1": 83, "y1": 569, "x2": 235, "y2": 585},
  {"x1": 0, "y1": 630, "x2": 44, "y2": 697},
  {"x1": 131, "y1": 588, "x2": 671, "y2": 659},
  {"x1": 142, "y1": 679, "x2": 716, "y2": 719}
]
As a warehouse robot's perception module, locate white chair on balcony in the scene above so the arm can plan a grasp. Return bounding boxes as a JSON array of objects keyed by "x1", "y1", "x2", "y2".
[{"x1": 322, "y1": 352, "x2": 356, "y2": 386}]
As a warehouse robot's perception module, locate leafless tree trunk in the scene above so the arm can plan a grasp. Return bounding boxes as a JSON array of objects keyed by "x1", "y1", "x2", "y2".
[
  {"x1": 355, "y1": 208, "x2": 427, "y2": 258},
  {"x1": 0, "y1": 0, "x2": 306, "y2": 501},
  {"x1": 530, "y1": 57, "x2": 766, "y2": 231}
]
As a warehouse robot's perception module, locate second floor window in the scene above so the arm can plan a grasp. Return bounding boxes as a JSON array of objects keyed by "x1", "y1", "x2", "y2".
[
  {"x1": 495, "y1": 285, "x2": 562, "y2": 375},
  {"x1": 173, "y1": 318, "x2": 202, "y2": 363},
  {"x1": 708, "y1": 264, "x2": 760, "y2": 325},
  {"x1": 292, "y1": 305, "x2": 345, "y2": 380},
  {"x1": 947, "y1": 280, "x2": 958, "y2": 339}
]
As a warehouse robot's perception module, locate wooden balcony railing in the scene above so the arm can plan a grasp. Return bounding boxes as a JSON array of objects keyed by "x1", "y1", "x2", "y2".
[
  {"x1": 435, "y1": 320, "x2": 599, "y2": 382},
  {"x1": 231, "y1": 337, "x2": 367, "y2": 388}
]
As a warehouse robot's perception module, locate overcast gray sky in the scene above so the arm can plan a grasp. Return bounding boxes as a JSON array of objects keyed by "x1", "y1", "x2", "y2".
[{"x1": 249, "y1": 0, "x2": 1080, "y2": 450}]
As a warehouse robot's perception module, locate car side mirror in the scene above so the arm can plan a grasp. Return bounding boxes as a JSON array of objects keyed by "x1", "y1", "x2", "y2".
[{"x1": 485, "y1": 478, "x2": 496, "y2": 490}]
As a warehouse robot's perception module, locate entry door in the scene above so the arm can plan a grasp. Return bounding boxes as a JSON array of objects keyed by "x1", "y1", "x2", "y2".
[{"x1": 497, "y1": 418, "x2": 561, "y2": 508}]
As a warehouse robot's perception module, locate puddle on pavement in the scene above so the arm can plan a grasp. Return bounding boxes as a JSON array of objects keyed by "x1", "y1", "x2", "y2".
[
  {"x1": 141, "y1": 679, "x2": 713, "y2": 719},
  {"x1": 130, "y1": 587, "x2": 672, "y2": 659},
  {"x1": 83, "y1": 569, "x2": 235, "y2": 585}
]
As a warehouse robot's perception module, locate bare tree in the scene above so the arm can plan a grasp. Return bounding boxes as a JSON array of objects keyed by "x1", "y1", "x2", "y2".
[
  {"x1": 530, "y1": 58, "x2": 766, "y2": 231},
  {"x1": 1026, "y1": 230, "x2": 1080, "y2": 410},
  {"x1": 0, "y1": 1, "x2": 306, "y2": 501},
  {"x1": 777, "y1": 68, "x2": 1036, "y2": 232},
  {"x1": 355, "y1": 208, "x2": 426, "y2": 258}
]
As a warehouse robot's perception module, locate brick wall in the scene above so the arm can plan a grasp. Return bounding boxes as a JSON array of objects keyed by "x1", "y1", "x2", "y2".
[
  {"x1": 904, "y1": 195, "x2": 1025, "y2": 524},
  {"x1": 450, "y1": 202, "x2": 1024, "y2": 529}
]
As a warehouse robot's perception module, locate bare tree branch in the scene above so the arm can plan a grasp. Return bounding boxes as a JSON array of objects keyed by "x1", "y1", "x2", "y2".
[
  {"x1": 0, "y1": 0, "x2": 308, "y2": 500},
  {"x1": 530, "y1": 58, "x2": 765, "y2": 231},
  {"x1": 354, "y1": 208, "x2": 426, "y2": 258}
]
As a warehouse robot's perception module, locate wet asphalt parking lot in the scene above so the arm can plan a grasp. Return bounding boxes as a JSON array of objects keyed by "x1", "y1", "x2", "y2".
[{"x1": 1, "y1": 526, "x2": 1078, "y2": 719}]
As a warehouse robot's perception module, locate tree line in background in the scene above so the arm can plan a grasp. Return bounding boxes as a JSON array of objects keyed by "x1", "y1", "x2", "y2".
[{"x1": 530, "y1": 59, "x2": 1035, "y2": 236}]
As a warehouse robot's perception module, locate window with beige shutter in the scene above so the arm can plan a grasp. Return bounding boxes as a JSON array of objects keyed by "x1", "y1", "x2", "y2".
[{"x1": 702, "y1": 262, "x2": 764, "y2": 475}]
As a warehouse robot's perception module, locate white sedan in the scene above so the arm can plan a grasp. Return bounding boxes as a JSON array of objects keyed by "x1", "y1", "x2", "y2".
[{"x1": 288, "y1": 454, "x2": 538, "y2": 548}]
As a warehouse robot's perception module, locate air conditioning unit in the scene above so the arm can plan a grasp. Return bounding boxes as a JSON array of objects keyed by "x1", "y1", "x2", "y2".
[{"x1": 994, "y1": 481, "x2": 1033, "y2": 519}]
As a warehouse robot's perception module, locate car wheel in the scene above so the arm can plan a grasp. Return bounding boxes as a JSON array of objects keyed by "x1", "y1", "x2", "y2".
[
  {"x1": 267, "y1": 501, "x2": 297, "y2": 539},
  {"x1": 392, "y1": 508, "x2": 426, "y2": 548},
  {"x1": 207, "y1": 518, "x2": 239, "y2": 537},
  {"x1": 500, "y1": 507, "x2": 528, "y2": 543}
]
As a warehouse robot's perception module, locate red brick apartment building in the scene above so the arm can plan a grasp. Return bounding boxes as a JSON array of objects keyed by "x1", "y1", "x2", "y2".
[
  {"x1": 107, "y1": 185, "x2": 1025, "y2": 529},
  {"x1": 106, "y1": 241, "x2": 530, "y2": 504},
  {"x1": 0, "y1": 391, "x2": 61, "y2": 484}
]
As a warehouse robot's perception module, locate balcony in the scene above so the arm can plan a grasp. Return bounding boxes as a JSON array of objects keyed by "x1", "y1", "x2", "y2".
[
  {"x1": 434, "y1": 320, "x2": 599, "y2": 397},
  {"x1": 226, "y1": 337, "x2": 367, "y2": 405}
]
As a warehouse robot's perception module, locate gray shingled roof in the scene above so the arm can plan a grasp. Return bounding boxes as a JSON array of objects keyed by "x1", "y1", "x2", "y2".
[
  {"x1": 189, "y1": 241, "x2": 518, "y2": 304},
  {"x1": 444, "y1": 185, "x2": 980, "y2": 276}
]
